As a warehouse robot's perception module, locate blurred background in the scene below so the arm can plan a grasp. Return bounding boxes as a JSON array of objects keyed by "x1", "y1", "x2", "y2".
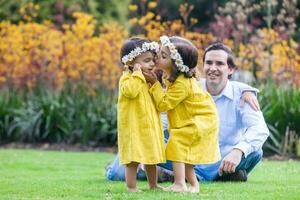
[{"x1": 0, "y1": 0, "x2": 299, "y2": 157}]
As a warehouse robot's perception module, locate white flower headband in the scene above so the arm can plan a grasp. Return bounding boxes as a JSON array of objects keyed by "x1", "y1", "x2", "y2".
[
  {"x1": 160, "y1": 35, "x2": 189, "y2": 73},
  {"x1": 121, "y1": 41, "x2": 159, "y2": 65}
]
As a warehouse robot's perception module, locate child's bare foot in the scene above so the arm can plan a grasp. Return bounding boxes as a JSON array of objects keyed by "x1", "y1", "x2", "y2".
[
  {"x1": 163, "y1": 184, "x2": 188, "y2": 193},
  {"x1": 188, "y1": 185, "x2": 199, "y2": 193},
  {"x1": 128, "y1": 188, "x2": 141, "y2": 193},
  {"x1": 149, "y1": 184, "x2": 165, "y2": 190}
]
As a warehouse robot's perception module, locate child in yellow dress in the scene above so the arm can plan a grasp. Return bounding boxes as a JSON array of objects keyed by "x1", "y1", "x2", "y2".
[
  {"x1": 118, "y1": 37, "x2": 166, "y2": 192},
  {"x1": 143, "y1": 36, "x2": 220, "y2": 193}
]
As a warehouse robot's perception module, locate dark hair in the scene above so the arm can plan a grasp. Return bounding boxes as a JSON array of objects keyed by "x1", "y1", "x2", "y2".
[
  {"x1": 202, "y1": 42, "x2": 236, "y2": 79},
  {"x1": 167, "y1": 36, "x2": 198, "y2": 82},
  {"x1": 120, "y1": 37, "x2": 151, "y2": 71}
]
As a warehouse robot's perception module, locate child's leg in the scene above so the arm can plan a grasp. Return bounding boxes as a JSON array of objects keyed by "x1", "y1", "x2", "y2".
[
  {"x1": 125, "y1": 162, "x2": 139, "y2": 192},
  {"x1": 165, "y1": 161, "x2": 187, "y2": 192},
  {"x1": 185, "y1": 164, "x2": 199, "y2": 193},
  {"x1": 144, "y1": 164, "x2": 159, "y2": 189}
]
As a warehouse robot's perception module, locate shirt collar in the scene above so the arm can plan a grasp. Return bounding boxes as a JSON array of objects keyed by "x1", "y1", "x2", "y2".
[
  {"x1": 201, "y1": 79, "x2": 234, "y2": 100},
  {"x1": 220, "y1": 80, "x2": 234, "y2": 100}
]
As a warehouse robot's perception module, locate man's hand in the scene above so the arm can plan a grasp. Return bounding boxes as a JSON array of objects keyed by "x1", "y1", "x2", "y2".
[
  {"x1": 218, "y1": 149, "x2": 243, "y2": 176},
  {"x1": 240, "y1": 91, "x2": 260, "y2": 111}
]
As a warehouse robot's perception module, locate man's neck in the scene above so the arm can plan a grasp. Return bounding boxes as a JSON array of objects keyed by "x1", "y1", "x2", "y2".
[{"x1": 206, "y1": 80, "x2": 228, "y2": 96}]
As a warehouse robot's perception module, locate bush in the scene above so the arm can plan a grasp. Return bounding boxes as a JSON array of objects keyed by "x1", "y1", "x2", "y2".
[
  {"x1": 0, "y1": 86, "x2": 117, "y2": 146},
  {"x1": 0, "y1": 89, "x2": 22, "y2": 143},
  {"x1": 0, "y1": 0, "x2": 131, "y2": 26},
  {"x1": 260, "y1": 84, "x2": 300, "y2": 156}
]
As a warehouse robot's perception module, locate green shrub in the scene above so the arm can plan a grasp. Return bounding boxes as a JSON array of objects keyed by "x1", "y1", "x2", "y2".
[
  {"x1": 13, "y1": 91, "x2": 71, "y2": 143},
  {"x1": 0, "y1": 89, "x2": 22, "y2": 143},
  {"x1": 260, "y1": 84, "x2": 300, "y2": 156},
  {"x1": 0, "y1": 85, "x2": 117, "y2": 146}
]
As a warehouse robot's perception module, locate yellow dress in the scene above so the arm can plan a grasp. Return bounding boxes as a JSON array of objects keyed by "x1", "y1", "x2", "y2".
[
  {"x1": 149, "y1": 74, "x2": 220, "y2": 164},
  {"x1": 118, "y1": 71, "x2": 166, "y2": 165}
]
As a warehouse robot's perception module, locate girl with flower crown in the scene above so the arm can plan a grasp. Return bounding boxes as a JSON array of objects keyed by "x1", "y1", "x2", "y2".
[
  {"x1": 118, "y1": 37, "x2": 166, "y2": 192},
  {"x1": 143, "y1": 36, "x2": 220, "y2": 193}
]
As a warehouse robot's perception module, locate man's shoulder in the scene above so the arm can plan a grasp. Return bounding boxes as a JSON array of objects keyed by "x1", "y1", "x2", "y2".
[
  {"x1": 230, "y1": 81, "x2": 259, "y2": 93},
  {"x1": 230, "y1": 81, "x2": 246, "y2": 94}
]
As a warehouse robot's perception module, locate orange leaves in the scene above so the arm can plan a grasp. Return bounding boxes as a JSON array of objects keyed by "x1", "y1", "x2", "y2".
[
  {"x1": 0, "y1": 12, "x2": 128, "y2": 91},
  {"x1": 235, "y1": 29, "x2": 300, "y2": 86},
  {"x1": 1, "y1": 5, "x2": 299, "y2": 91}
]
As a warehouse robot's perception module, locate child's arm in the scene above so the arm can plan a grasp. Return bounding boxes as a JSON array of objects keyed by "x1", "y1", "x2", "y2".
[
  {"x1": 120, "y1": 71, "x2": 145, "y2": 99},
  {"x1": 149, "y1": 80, "x2": 188, "y2": 112},
  {"x1": 232, "y1": 81, "x2": 260, "y2": 111}
]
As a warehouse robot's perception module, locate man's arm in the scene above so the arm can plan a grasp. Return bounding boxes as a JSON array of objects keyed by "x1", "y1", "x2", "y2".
[
  {"x1": 234, "y1": 103, "x2": 269, "y2": 157},
  {"x1": 218, "y1": 83, "x2": 269, "y2": 176}
]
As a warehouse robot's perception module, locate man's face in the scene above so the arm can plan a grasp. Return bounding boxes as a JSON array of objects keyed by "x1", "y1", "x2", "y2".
[{"x1": 203, "y1": 50, "x2": 234, "y2": 88}]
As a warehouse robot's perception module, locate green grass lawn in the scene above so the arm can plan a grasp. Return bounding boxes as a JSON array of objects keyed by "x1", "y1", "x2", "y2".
[{"x1": 0, "y1": 149, "x2": 299, "y2": 200}]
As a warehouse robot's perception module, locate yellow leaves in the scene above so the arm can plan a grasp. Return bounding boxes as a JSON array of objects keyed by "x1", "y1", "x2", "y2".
[
  {"x1": 129, "y1": 18, "x2": 138, "y2": 25},
  {"x1": 1, "y1": 7, "x2": 299, "y2": 89},
  {"x1": 128, "y1": 2, "x2": 160, "y2": 31},
  {"x1": 145, "y1": 12, "x2": 155, "y2": 20},
  {"x1": 71, "y1": 12, "x2": 96, "y2": 40},
  {"x1": 19, "y1": 2, "x2": 40, "y2": 22},
  {"x1": 0, "y1": 76, "x2": 6, "y2": 84},
  {"x1": 138, "y1": 17, "x2": 147, "y2": 26},
  {"x1": 148, "y1": 2, "x2": 157, "y2": 9},
  {"x1": 128, "y1": 4, "x2": 138, "y2": 12},
  {"x1": 68, "y1": 70, "x2": 80, "y2": 79},
  {"x1": 190, "y1": 17, "x2": 198, "y2": 25},
  {"x1": 233, "y1": 28, "x2": 299, "y2": 85},
  {"x1": 0, "y1": 12, "x2": 128, "y2": 91}
]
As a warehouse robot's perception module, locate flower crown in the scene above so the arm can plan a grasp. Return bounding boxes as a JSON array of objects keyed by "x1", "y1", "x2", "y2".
[
  {"x1": 160, "y1": 36, "x2": 189, "y2": 73},
  {"x1": 121, "y1": 41, "x2": 159, "y2": 65}
]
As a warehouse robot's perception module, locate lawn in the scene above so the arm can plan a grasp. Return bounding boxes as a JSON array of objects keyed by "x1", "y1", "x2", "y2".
[{"x1": 0, "y1": 149, "x2": 299, "y2": 200}]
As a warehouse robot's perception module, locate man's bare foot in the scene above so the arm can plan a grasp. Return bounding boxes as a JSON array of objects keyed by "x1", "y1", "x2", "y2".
[
  {"x1": 163, "y1": 184, "x2": 188, "y2": 193},
  {"x1": 188, "y1": 185, "x2": 199, "y2": 193}
]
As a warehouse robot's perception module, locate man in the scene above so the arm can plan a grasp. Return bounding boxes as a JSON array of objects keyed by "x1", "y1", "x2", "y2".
[{"x1": 106, "y1": 42, "x2": 269, "y2": 182}]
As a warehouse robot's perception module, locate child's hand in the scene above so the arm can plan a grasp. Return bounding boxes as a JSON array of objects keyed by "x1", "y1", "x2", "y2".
[
  {"x1": 240, "y1": 91, "x2": 260, "y2": 111},
  {"x1": 123, "y1": 65, "x2": 129, "y2": 71},
  {"x1": 133, "y1": 63, "x2": 142, "y2": 72},
  {"x1": 143, "y1": 70, "x2": 157, "y2": 85}
]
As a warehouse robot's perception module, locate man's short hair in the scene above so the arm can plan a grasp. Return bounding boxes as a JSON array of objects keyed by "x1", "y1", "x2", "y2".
[{"x1": 203, "y1": 42, "x2": 236, "y2": 70}]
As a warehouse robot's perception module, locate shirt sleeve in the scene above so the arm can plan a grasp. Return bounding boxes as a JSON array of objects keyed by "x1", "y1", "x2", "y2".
[
  {"x1": 120, "y1": 71, "x2": 145, "y2": 99},
  {"x1": 234, "y1": 103, "x2": 269, "y2": 157},
  {"x1": 149, "y1": 80, "x2": 188, "y2": 112}
]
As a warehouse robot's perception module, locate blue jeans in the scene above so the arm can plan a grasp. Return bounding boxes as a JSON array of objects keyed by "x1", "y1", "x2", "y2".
[
  {"x1": 158, "y1": 149, "x2": 263, "y2": 181},
  {"x1": 105, "y1": 154, "x2": 147, "y2": 181}
]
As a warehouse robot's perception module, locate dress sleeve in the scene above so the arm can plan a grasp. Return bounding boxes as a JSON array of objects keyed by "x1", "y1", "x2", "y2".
[
  {"x1": 149, "y1": 80, "x2": 188, "y2": 112},
  {"x1": 120, "y1": 71, "x2": 145, "y2": 99}
]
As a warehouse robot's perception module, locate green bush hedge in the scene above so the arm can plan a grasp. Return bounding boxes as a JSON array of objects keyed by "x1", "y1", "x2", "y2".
[
  {"x1": 260, "y1": 84, "x2": 300, "y2": 156},
  {"x1": 0, "y1": 86, "x2": 117, "y2": 146},
  {"x1": 1, "y1": 83, "x2": 300, "y2": 156}
]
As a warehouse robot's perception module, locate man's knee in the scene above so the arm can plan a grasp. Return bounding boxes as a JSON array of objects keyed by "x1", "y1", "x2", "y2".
[
  {"x1": 251, "y1": 149, "x2": 263, "y2": 164},
  {"x1": 106, "y1": 166, "x2": 124, "y2": 181},
  {"x1": 238, "y1": 149, "x2": 263, "y2": 174},
  {"x1": 105, "y1": 161, "x2": 126, "y2": 181}
]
